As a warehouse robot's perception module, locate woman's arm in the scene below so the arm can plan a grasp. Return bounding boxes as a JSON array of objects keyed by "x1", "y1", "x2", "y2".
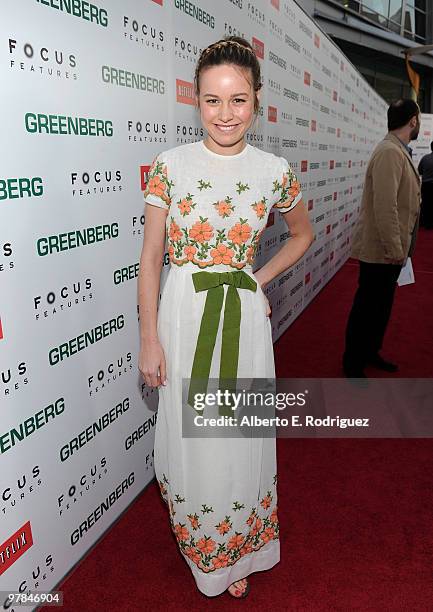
[
  {"x1": 254, "y1": 198, "x2": 314, "y2": 289},
  {"x1": 138, "y1": 203, "x2": 168, "y2": 387}
]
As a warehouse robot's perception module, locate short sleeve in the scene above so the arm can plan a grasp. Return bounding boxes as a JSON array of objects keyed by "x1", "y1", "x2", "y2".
[
  {"x1": 143, "y1": 154, "x2": 173, "y2": 210},
  {"x1": 272, "y1": 157, "x2": 302, "y2": 213}
]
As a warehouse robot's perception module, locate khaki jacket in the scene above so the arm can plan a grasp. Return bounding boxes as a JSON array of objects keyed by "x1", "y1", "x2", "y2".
[{"x1": 351, "y1": 133, "x2": 421, "y2": 263}]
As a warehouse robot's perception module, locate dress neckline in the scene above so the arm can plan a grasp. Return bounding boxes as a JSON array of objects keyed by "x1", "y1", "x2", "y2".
[{"x1": 199, "y1": 139, "x2": 251, "y2": 159}]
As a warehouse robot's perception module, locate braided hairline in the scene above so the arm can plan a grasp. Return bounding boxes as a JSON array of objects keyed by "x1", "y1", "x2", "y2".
[{"x1": 203, "y1": 39, "x2": 255, "y2": 57}]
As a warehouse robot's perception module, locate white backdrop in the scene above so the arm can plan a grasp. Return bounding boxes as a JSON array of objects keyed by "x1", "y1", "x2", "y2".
[{"x1": 0, "y1": 1, "x2": 387, "y2": 608}]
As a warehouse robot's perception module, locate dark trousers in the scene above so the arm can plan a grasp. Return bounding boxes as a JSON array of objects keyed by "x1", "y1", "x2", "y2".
[
  {"x1": 421, "y1": 181, "x2": 433, "y2": 229},
  {"x1": 343, "y1": 261, "x2": 402, "y2": 368}
]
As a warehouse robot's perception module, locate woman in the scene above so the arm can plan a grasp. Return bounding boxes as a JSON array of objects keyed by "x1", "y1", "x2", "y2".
[{"x1": 138, "y1": 36, "x2": 313, "y2": 599}]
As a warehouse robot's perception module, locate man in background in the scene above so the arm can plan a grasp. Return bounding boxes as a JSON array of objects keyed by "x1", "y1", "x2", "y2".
[
  {"x1": 418, "y1": 141, "x2": 433, "y2": 229},
  {"x1": 343, "y1": 99, "x2": 421, "y2": 378}
]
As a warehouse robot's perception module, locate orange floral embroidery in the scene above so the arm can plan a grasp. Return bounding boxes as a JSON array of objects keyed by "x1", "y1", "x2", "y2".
[
  {"x1": 227, "y1": 534, "x2": 244, "y2": 550},
  {"x1": 270, "y1": 506, "x2": 278, "y2": 524},
  {"x1": 197, "y1": 536, "x2": 216, "y2": 555},
  {"x1": 165, "y1": 189, "x2": 270, "y2": 268},
  {"x1": 158, "y1": 473, "x2": 279, "y2": 575},
  {"x1": 216, "y1": 519, "x2": 231, "y2": 535},
  {"x1": 214, "y1": 197, "x2": 234, "y2": 218},
  {"x1": 189, "y1": 220, "x2": 214, "y2": 243},
  {"x1": 210, "y1": 244, "x2": 234, "y2": 265},
  {"x1": 144, "y1": 157, "x2": 173, "y2": 207},
  {"x1": 212, "y1": 552, "x2": 230, "y2": 568},
  {"x1": 178, "y1": 193, "x2": 196, "y2": 216},
  {"x1": 273, "y1": 166, "x2": 300, "y2": 209},
  {"x1": 147, "y1": 175, "x2": 167, "y2": 199},
  {"x1": 169, "y1": 220, "x2": 182, "y2": 242},
  {"x1": 240, "y1": 541, "x2": 253, "y2": 557},
  {"x1": 260, "y1": 526, "x2": 275, "y2": 543},
  {"x1": 288, "y1": 180, "x2": 300, "y2": 199},
  {"x1": 174, "y1": 523, "x2": 190, "y2": 542},
  {"x1": 187, "y1": 513, "x2": 201, "y2": 530},
  {"x1": 184, "y1": 245, "x2": 197, "y2": 261},
  {"x1": 185, "y1": 546, "x2": 201, "y2": 564},
  {"x1": 249, "y1": 517, "x2": 262, "y2": 537},
  {"x1": 260, "y1": 493, "x2": 272, "y2": 510},
  {"x1": 228, "y1": 221, "x2": 252, "y2": 245},
  {"x1": 252, "y1": 199, "x2": 267, "y2": 219},
  {"x1": 179, "y1": 199, "x2": 191, "y2": 215}
]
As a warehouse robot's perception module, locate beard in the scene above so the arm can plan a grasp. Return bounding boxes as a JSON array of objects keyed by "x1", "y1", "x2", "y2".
[{"x1": 410, "y1": 124, "x2": 420, "y2": 141}]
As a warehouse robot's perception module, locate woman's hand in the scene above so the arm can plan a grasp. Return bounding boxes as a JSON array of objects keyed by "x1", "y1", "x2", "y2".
[{"x1": 139, "y1": 338, "x2": 167, "y2": 388}]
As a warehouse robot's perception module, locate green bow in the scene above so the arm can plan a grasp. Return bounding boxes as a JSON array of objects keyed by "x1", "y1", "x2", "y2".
[{"x1": 187, "y1": 270, "x2": 257, "y2": 417}]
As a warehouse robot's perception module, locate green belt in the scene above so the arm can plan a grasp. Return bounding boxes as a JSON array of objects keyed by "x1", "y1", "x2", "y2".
[{"x1": 187, "y1": 270, "x2": 257, "y2": 417}]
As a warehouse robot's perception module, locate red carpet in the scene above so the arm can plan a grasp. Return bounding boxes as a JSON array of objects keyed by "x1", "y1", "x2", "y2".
[
  {"x1": 44, "y1": 229, "x2": 433, "y2": 611},
  {"x1": 274, "y1": 228, "x2": 433, "y2": 379}
]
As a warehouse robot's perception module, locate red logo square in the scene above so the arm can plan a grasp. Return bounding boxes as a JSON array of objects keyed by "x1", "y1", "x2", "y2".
[
  {"x1": 176, "y1": 79, "x2": 195, "y2": 105},
  {"x1": 268, "y1": 106, "x2": 277, "y2": 123},
  {"x1": 252, "y1": 37, "x2": 264, "y2": 59},
  {"x1": 140, "y1": 165, "x2": 151, "y2": 191},
  {"x1": 0, "y1": 522, "x2": 33, "y2": 576}
]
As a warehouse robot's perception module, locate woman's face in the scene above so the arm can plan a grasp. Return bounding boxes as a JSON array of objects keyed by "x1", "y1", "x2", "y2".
[{"x1": 197, "y1": 63, "x2": 258, "y2": 155}]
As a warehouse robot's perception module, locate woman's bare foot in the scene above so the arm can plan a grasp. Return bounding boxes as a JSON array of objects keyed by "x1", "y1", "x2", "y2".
[{"x1": 227, "y1": 578, "x2": 249, "y2": 598}]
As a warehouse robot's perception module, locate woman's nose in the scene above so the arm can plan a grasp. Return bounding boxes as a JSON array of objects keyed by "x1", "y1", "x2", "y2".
[{"x1": 219, "y1": 103, "x2": 234, "y2": 122}]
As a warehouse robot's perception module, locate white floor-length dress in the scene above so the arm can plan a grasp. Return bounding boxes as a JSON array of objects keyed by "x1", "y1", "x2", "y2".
[{"x1": 143, "y1": 140, "x2": 302, "y2": 597}]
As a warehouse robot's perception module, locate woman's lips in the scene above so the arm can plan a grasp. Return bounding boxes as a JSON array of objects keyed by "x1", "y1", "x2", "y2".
[{"x1": 214, "y1": 124, "x2": 240, "y2": 132}]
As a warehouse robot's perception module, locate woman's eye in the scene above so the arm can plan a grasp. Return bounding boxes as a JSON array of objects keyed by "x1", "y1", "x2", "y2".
[
  {"x1": 234, "y1": 98, "x2": 247, "y2": 104},
  {"x1": 206, "y1": 99, "x2": 218, "y2": 104}
]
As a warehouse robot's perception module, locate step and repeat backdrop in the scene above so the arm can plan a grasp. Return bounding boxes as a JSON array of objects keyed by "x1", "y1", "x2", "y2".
[{"x1": 0, "y1": 0, "x2": 387, "y2": 607}]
